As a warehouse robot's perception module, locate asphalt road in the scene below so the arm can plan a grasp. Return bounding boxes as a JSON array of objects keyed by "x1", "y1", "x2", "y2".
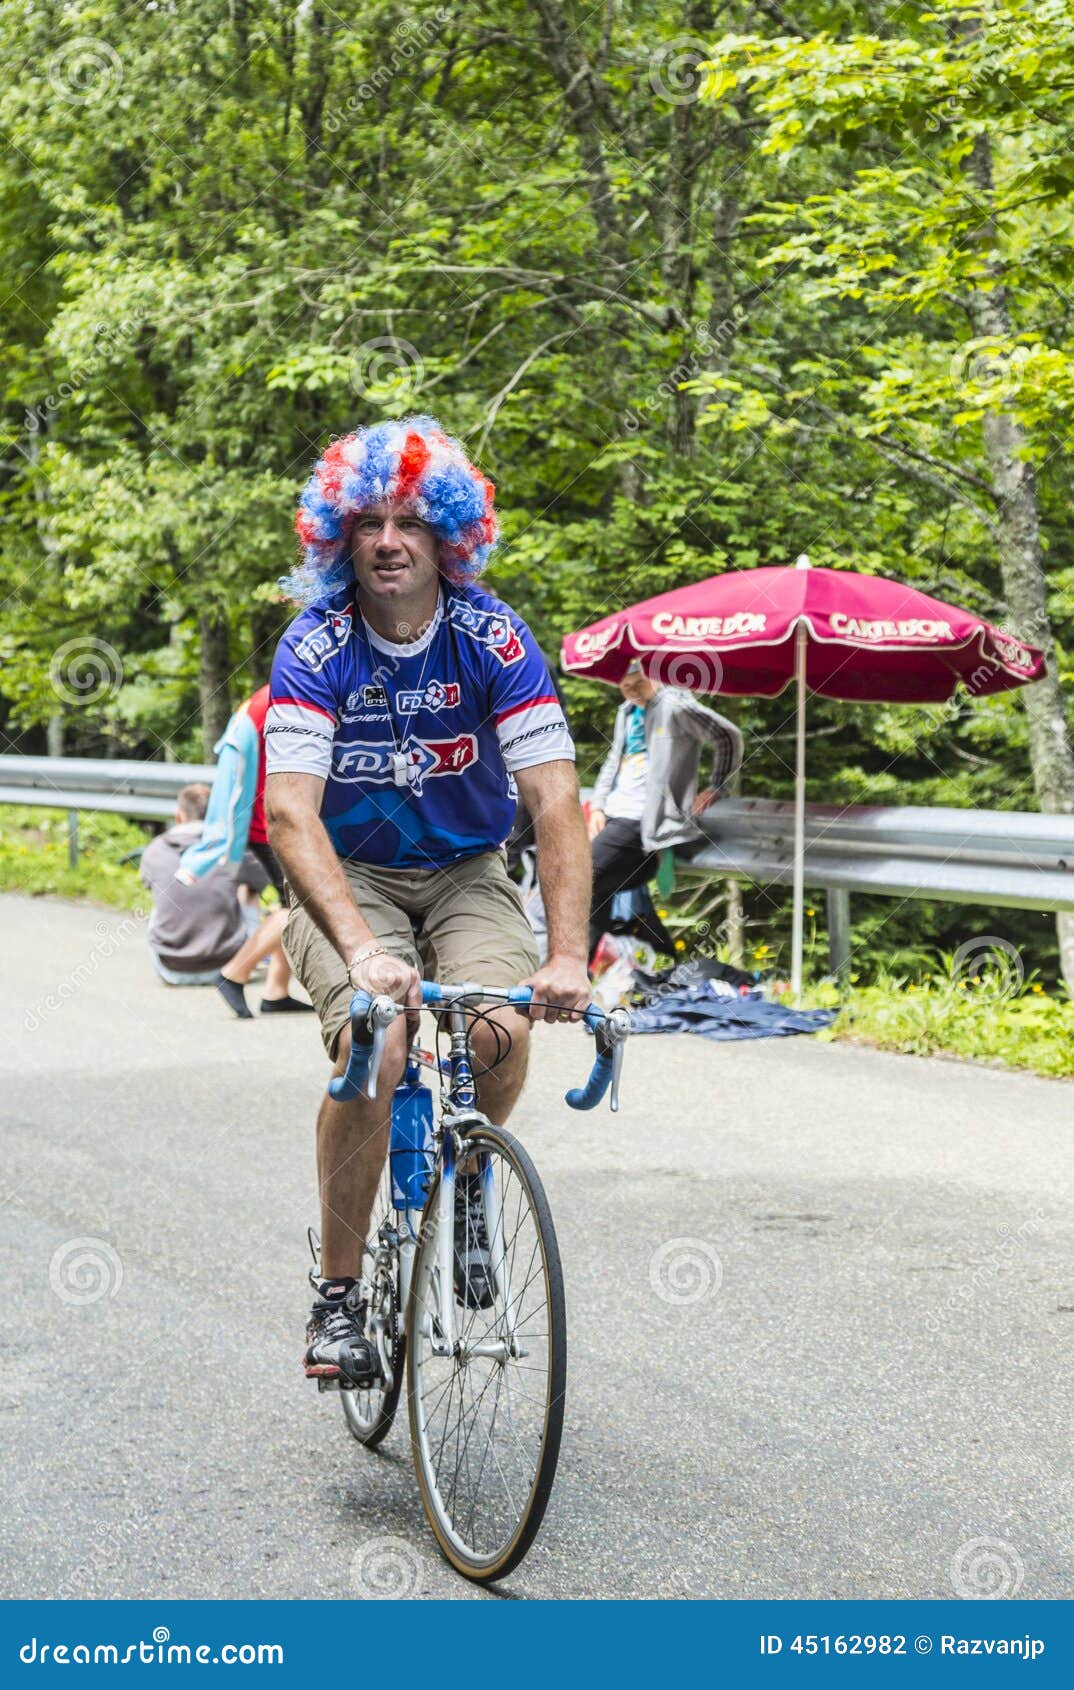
[{"x1": 1, "y1": 892, "x2": 1071, "y2": 1601}]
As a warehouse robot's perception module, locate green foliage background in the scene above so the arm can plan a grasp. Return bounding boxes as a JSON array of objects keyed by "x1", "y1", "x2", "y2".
[{"x1": 2, "y1": 0, "x2": 1071, "y2": 982}]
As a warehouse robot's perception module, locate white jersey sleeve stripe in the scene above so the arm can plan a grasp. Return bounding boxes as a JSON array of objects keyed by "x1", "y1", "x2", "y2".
[
  {"x1": 495, "y1": 700, "x2": 575, "y2": 772},
  {"x1": 265, "y1": 700, "x2": 335, "y2": 779}
]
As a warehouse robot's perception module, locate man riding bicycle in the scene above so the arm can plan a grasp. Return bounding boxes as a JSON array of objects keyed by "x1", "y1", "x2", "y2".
[{"x1": 264, "y1": 416, "x2": 592, "y2": 1388}]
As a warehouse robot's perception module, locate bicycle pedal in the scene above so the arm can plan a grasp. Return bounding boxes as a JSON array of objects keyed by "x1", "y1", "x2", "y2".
[{"x1": 316, "y1": 1375, "x2": 341, "y2": 1393}]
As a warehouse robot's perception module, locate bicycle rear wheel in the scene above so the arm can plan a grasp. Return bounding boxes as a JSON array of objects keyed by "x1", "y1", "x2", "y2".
[
  {"x1": 342, "y1": 1160, "x2": 404, "y2": 1448},
  {"x1": 406, "y1": 1121, "x2": 566, "y2": 1582}
]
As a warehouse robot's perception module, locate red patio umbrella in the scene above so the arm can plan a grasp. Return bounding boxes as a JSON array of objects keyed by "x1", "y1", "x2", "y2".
[{"x1": 563, "y1": 557, "x2": 1046, "y2": 994}]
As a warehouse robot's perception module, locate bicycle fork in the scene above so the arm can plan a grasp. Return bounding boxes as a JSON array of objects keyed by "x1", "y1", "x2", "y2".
[{"x1": 430, "y1": 1123, "x2": 524, "y2": 1363}]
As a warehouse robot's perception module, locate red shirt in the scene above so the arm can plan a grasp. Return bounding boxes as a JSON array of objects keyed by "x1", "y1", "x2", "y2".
[{"x1": 245, "y1": 685, "x2": 271, "y2": 844}]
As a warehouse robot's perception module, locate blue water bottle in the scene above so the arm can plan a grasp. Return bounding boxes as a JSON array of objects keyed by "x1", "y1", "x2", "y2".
[{"x1": 390, "y1": 1054, "x2": 434, "y2": 1218}]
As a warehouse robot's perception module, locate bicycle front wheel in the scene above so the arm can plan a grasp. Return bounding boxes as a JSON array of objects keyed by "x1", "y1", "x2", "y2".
[{"x1": 407, "y1": 1122, "x2": 566, "y2": 1582}]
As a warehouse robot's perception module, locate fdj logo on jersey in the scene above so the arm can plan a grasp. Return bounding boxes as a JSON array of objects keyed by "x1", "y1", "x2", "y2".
[
  {"x1": 334, "y1": 735, "x2": 476, "y2": 795},
  {"x1": 296, "y1": 607, "x2": 353, "y2": 673},
  {"x1": 397, "y1": 680, "x2": 461, "y2": 713},
  {"x1": 448, "y1": 601, "x2": 524, "y2": 666}
]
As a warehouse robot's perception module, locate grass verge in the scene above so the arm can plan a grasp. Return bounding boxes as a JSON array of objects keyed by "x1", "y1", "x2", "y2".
[
  {"x1": 0, "y1": 804, "x2": 149, "y2": 910},
  {"x1": 816, "y1": 973, "x2": 1074, "y2": 1080}
]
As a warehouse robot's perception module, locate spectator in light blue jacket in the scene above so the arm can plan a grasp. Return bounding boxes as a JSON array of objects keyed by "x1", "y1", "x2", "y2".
[{"x1": 177, "y1": 686, "x2": 311, "y2": 1020}]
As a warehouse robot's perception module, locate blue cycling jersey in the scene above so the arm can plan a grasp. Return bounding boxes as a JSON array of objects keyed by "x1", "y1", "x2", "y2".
[{"x1": 266, "y1": 582, "x2": 573, "y2": 869}]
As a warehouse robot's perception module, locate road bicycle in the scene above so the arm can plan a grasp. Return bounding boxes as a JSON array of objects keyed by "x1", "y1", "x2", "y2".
[{"x1": 315, "y1": 978, "x2": 630, "y2": 1583}]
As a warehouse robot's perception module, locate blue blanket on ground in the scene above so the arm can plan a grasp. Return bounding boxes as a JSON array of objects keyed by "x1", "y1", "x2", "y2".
[{"x1": 629, "y1": 980, "x2": 838, "y2": 1041}]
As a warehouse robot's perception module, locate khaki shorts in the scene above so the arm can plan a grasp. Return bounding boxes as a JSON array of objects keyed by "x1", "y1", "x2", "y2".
[{"x1": 283, "y1": 850, "x2": 540, "y2": 1061}]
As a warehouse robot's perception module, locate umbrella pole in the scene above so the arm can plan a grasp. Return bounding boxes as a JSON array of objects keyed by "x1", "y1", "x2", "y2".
[{"x1": 791, "y1": 623, "x2": 807, "y2": 1001}]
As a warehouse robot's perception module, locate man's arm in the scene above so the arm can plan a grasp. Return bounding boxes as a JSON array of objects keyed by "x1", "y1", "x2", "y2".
[
  {"x1": 265, "y1": 770, "x2": 418, "y2": 1005},
  {"x1": 674, "y1": 693, "x2": 744, "y2": 792},
  {"x1": 513, "y1": 759, "x2": 592, "y2": 1024}
]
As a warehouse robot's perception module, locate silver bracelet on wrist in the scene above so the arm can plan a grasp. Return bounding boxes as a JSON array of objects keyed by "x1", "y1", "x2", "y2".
[{"x1": 348, "y1": 943, "x2": 388, "y2": 976}]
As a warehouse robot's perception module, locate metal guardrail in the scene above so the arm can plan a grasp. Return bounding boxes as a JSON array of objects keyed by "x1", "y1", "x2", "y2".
[
  {"x1": 2, "y1": 758, "x2": 1071, "y2": 973},
  {"x1": 688, "y1": 797, "x2": 1074, "y2": 975},
  {"x1": 0, "y1": 755, "x2": 215, "y2": 864}
]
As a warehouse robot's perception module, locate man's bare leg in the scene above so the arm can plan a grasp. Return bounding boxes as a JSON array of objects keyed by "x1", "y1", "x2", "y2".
[
  {"x1": 262, "y1": 947, "x2": 293, "y2": 1002},
  {"x1": 470, "y1": 1008, "x2": 531, "y2": 1126},
  {"x1": 221, "y1": 907, "x2": 288, "y2": 985},
  {"x1": 318, "y1": 1021, "x2": 407, "y2": 1278}
]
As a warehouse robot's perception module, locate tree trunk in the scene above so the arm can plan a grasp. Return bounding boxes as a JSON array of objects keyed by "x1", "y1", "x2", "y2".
[
  {"x1": 530, "y1": 1, "x2": 626, "y2": 267},
  {"x1": 529, "y1": 0, "x2": 637, "y2": 498},
  {"x1": 964, "y1": 135, "x2": 1074, "y2": 991},
  {"x1": 300, "y1": 3, "x2": 333, "y2": 171},
  {"x1": 198, "y1": 609, "x2": 232, "y2": 760}
]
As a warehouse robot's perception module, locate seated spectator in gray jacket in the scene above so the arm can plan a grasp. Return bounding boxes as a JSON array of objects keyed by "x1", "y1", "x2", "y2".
[
  {"x1": 587, "y1": 664, "x2": 742, "y2": 962},
  {"x1": 140, "y1": 785, "x2": 269, "y2": 987}
]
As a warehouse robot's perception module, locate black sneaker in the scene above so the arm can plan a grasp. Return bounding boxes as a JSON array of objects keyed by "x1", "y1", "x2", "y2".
[
  {"x1": 304, "y1": 1277, "x2": 381, "y2": 1385},
  {"x1": 453, "y1": 1172, "x2": 496, "y2": 1310}
]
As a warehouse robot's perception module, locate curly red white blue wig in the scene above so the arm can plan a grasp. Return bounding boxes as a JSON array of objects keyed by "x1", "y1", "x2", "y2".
[{"x1": 286, "y1": 416, "x2": 498, "y2": 603}]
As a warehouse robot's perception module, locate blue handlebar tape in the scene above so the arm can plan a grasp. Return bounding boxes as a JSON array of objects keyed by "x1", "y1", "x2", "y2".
[
  {"x1": 420, "y1": 981, "x2": 443, "y2": 1006},
  {"x1": 565, "y1": 1051, "x2": 614, "y2": 1111},
  {"x1": 328, "y1": 1043, "x2": 372, "y2": 1102},
  {"x1": 326, "y1": 988, "x2": 375, "y2": 1101}
]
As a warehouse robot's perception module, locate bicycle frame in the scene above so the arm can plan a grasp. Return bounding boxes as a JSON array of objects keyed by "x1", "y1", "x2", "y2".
[
  {"x1": 334, "y1": 980, "x2": 629, "y2": 1370},
  {"x1": 388, "y1": 988, "x2": 526, "y2": 1365}
]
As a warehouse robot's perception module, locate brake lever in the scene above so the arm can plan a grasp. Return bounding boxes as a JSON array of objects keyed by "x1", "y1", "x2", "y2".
[{"x1": 363, "y1": 994, "x2": 400, "y2": 1100}]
